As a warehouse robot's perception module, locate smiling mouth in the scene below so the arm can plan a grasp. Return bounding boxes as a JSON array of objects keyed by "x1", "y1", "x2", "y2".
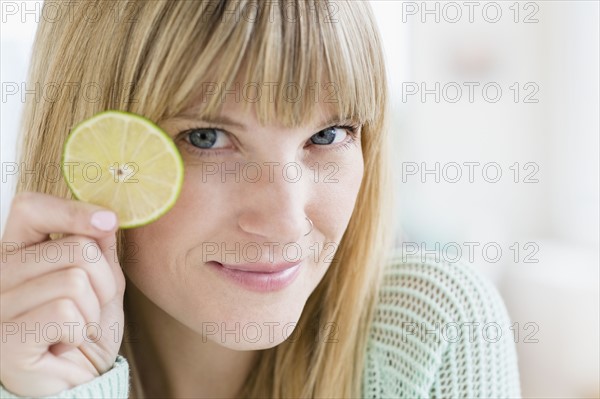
[
  {"x1": 205, "y1": 260, "x2": 304, "y2": 292},
  {"x1": 210, "y1": 259, "x2": 304, "y2": 273}
]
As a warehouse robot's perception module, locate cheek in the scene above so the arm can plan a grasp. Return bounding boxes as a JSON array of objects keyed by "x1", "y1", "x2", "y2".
[
  {"x1": 310, "y1": 155, "x2": 364, "y2": 240},
  {"x1": 130, "y1": 162, "x2": 229, "y2": 235},
  {"x1": 120, "y1": 167, "x2": 219, "y2": 286}
]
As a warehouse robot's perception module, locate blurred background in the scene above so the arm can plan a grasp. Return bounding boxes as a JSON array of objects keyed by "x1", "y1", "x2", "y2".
[{"x1": 1, "y1": 1, "x2": 599, "y2": 397}]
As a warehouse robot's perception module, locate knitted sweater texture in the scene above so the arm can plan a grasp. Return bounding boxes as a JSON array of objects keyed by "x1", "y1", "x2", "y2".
[{"x1": 0, "y1": 252, "x2": 521, "y2": 398}]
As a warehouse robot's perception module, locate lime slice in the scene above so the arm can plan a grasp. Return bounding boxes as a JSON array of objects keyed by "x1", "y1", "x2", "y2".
[{"x1": 62, "y1": 110, "x2": 184, "y2": 229}]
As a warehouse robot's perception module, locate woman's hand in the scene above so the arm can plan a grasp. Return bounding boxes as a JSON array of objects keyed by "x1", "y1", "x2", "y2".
[{"x1": 0, "y1": 192, "x2": 126, "y2": 397}]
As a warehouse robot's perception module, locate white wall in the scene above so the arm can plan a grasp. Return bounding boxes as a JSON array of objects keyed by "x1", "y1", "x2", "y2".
[{"x1": 1, "y1": 0, "x2": 42, "y2": 233}]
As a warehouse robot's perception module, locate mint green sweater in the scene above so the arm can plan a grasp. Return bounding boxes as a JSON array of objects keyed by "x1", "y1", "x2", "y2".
[{"x1": 0, "y1": 252, "x2": 521, "y2": 398}]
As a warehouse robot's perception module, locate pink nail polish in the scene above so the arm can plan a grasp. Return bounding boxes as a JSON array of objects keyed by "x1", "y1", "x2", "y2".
[{"x1": 91, "y1": 211, "x2": 117, "y2": 231}]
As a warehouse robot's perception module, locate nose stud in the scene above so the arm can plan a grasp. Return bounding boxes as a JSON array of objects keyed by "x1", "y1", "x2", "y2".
[{"x1": 304, "y1": 216, "x2": 313, "y2": 236}]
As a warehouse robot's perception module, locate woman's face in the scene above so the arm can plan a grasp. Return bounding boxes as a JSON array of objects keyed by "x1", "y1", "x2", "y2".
[{"x1": 123, "y1": 94, "x2": 364, "y2": 350}]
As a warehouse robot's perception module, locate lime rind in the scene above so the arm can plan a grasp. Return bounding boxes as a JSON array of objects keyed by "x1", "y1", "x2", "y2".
[{"x1": 61, "y1": 110, "x2": 184, "y2": 229}]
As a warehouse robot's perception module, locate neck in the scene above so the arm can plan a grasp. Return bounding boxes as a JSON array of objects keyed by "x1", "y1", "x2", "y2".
[{"x1": 122, "y1": 280, "x2": 258, "y2": 398}]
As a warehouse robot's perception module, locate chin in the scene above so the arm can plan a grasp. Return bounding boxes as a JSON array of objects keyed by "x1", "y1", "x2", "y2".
[
  {"x1": 194, "y1": 318, "x2": 303, "y2": 350},
  {"x1": 211, "y1": 336, "x2": 288, "y2": 351}
]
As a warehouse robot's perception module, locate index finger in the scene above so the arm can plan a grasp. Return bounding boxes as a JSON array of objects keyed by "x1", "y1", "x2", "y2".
[{"x1": 1, "y1": 192, "x2": 118, "y2": 250}]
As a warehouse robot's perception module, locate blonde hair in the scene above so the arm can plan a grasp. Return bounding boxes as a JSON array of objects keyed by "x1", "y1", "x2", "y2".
[{"x1": 16, "y1": 0, "x2": 394, "y2": 397}]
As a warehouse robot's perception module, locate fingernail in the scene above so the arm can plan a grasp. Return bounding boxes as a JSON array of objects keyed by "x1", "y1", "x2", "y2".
[{"x1": 91, "y1": 211, "x2": 117, "y2": 231}]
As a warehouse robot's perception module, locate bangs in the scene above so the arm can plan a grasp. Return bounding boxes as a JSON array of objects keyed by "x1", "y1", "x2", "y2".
[{"x1": 150, "y1": 0, "x2": 385, "y2": 129}]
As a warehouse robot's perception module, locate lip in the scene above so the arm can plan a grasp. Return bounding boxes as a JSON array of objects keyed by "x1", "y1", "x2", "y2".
[
  {"x1": 206, "y1": 260, "x2": 303, "y2": 292},
  {"x1": 219, "y1": 260, "x2": 302, "y2": 273}
]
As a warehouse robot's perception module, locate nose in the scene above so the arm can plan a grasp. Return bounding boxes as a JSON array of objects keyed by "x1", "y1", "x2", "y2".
[{"x1": 236, "y1": 162, "x2": 308, "y2": 242}]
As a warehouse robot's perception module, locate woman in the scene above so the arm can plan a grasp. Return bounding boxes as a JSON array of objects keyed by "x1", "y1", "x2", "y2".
[{"x1": 0, "y1": 0, "x2": 521, "y2": 397}]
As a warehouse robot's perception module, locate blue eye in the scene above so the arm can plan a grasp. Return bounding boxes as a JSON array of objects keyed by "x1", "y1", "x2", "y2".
[
  {"x1": 178, "y1": 124, "x2": 360, "y2": 157},
  {"x1": 187, "y1": 128, "x2": 230, "y2": 149},
  {"x1": 310, "y1": 126, "x2": 348, "y2": 145}
]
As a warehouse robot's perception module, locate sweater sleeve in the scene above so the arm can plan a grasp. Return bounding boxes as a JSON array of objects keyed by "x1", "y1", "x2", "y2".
[
  {"x1": 0, "y1": 355, "x2": 130, "y2": 399},
  {"x1": 363, "y1": 251, "x2": 521, "y2": 398}
]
